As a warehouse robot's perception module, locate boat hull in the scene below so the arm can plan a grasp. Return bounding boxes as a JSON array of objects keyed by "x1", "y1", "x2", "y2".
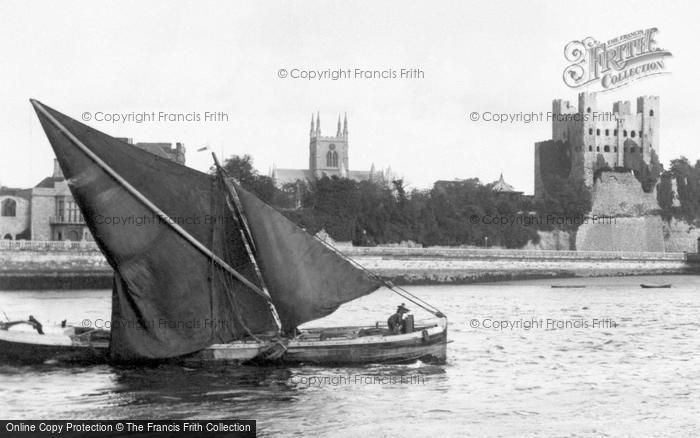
[
  {"x1": 0, "y1": 323, "x2": 448, "y2": 366},
  {"x1": 283, "y1": 324, "x2": 447, "y2": 365},
  {"x1": 0, "y1": 330, "x2": 109, "y2": 364}
]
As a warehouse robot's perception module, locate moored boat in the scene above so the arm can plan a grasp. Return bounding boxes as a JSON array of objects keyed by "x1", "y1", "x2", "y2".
[
  {"x1": 640, "y1": 283, "x2": 672, "y2": 288},
  {"x1": 0, "y1": 100, "x2": 448, "y2": 366}
]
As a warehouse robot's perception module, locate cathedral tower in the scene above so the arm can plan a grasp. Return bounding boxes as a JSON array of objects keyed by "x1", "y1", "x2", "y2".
[{"x1": 309, "y1": 112, "x2": 349, "y2": 178}]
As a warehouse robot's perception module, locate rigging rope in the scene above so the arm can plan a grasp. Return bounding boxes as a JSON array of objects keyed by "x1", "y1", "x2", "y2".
[{"x1": 309, "y1": 234, "x2": 446, "y2": 319}]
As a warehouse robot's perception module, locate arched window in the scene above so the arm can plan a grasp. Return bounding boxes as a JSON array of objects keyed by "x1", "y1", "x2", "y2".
[
  {"x1": 623, "y1": 130, "x2": 627, "y2": 137},
  {"x1": 596, "y1": 129, "x2": 600, "y2": 136},
  {"x1": 588, "y1": 128, "x2": 593, "y2": 135},
  {"x1": 604, "y1": 145, "x2": 610, "y2": 152},
  {"x1": 638, "y1": 131, "x2": 642, "y2": 138},
  {"x1": 1, "y1": 199, "x2": 16, "y2": 217},
  {"x1": 605, "y1": 129, "x2": 609, "y2": 136},
  {"x1": 614, "y1": 129, "x2": 618, "y2": 136},
  {"x1": 614, "y1": 146, "x2": 618, "y2": 152},
  {"x1": 631, "y1": 131, "x2": 636, "y2": 138},
  {"x1": 588, "y1": 146, "x2": 593, "y2": 152},
  {"x1": 587, "y1": 107, "x2": 591, "y2": 113},
  {"x1": 650, "y1": 110, "x2": 654, "y2": 116},
  {"x1": 596, "y1": 146, "x2": 600, "y2": 152},
  {"x1": 326, "y1": 150, "x2": 338, "y2": 167}
]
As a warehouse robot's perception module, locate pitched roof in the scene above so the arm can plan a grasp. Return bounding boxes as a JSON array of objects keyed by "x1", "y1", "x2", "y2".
[
  {"x1": 34, "y1": 176, "x2": 65, "y2": 188},
  {"x1": 492, "y1": 173, "x2": 520, "y2": 193},
  {"x1": 272, "y1": 169, "x2": 314, "y2": 186}
]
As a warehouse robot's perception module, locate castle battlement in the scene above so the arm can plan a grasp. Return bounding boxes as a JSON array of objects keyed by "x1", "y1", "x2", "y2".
[{"x1": 535, "y1": 92, "x2": 660, "y2": 199}]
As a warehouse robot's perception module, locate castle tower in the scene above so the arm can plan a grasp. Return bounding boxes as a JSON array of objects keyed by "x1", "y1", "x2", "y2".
[
  {"x1": 637, "y1": 96, "x2": 660, "y2": 163},
  {"x1": 534, "y1": 92, "x2": 660, "y2": 199},
  {"x1": 309, "y1": 111, "x2": 349, "y2": 178}
]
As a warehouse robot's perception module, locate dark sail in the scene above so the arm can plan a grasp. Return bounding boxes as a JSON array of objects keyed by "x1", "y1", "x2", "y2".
[
  {"x1": 234, "y1": 183, "x2": 383, "y2": 330},
  {"x1": 32, "y1": 100, "x2": 278, "y2": 360}
]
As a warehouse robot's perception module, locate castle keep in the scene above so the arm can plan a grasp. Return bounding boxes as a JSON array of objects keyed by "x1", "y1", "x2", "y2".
[{"x1": 535, "y1": 92, "x2": 659, "y2": 198}]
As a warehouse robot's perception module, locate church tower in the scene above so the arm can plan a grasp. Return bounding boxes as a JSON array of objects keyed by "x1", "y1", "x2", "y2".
[{"x1": 309, "y1": 112, "x2": 349, "y2": 178}]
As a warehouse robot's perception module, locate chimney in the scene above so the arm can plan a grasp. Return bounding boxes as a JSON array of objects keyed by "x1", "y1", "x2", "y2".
[{"x1": 52, "y1": 158, "x2": 64, "y2": 178}]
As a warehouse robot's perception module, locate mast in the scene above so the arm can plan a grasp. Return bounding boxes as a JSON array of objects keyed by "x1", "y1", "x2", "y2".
[
  {"x1": 30, "y1": 99, "x2": 272, "y2": 305},
  {"x1": 212, "y1": 153, "x2": 283, "y2": 333}
]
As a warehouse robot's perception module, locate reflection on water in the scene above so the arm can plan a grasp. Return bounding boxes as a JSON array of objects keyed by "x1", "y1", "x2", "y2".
[{"x1": 1, "y1": 275, "x2": 699, "y2": 437}]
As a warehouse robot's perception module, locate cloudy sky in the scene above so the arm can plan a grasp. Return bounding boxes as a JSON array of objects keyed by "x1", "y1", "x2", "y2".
[{"x1": 1, "y1": 0, "x2": 697, "y2": 193}]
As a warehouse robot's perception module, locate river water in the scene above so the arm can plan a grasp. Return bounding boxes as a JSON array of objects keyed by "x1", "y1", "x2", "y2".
[{"x1": 1, "y1": 275, "x2": 699, "y2": 437}]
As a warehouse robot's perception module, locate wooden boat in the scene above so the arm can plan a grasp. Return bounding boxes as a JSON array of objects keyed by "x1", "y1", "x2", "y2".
[
  {"x1": 0, "y1": 100, "x2": 447, "y2": 366},
  {"x1": 0, "y1": 323, "x2": 109, "y2": 364},
  {"x1": 0, "y1": 320, "x2": 447, "y2": 365},
  {"x1": 640, "y1": 283, "x2": 672, "y2": 289},
  {"x1": 551, "y1": 285, "x2": 586, "y2": 289}
]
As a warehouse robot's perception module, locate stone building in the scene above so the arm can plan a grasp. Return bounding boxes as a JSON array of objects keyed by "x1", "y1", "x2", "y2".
[
  {"x1": 535, "y1": 92, "x2": 659, "y2": 199},
  {"x1": 0, "y1": 139, "x2": 186, "y2": 241},
  {"x1": 271, "y1": 112, "x2": 384, "y2": 186},
  {"x1": 0, "y1": 187, "x2": 31, "y2": 240}
]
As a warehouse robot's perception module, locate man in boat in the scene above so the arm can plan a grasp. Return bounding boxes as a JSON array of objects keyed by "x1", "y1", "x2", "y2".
[
  {"x1": 387, "y1": 303, "x2": 409, "y2": 335},
  {"x1": 28, "y1": 315, "x2": 44, "y2": 335}
]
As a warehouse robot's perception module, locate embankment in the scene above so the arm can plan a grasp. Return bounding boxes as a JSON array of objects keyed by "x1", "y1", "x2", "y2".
[{"x1": 1, "y1": 241, "x2": 696, "y2": 289}]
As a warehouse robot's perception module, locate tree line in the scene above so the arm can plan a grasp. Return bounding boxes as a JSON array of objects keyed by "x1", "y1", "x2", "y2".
[{"x1": 219, "y1": 154, "x2": 592, "y2": 248}]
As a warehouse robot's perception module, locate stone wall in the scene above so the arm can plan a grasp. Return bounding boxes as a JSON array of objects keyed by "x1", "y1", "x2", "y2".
[
  {"x1": 0, "y1": 196, "x2": 30, "y2": 239},
  {"x1": 522, "y1": 230, "x2": 572, "y2": 250},
  {"x1": 589, "y1": 171, "x2": 659, "y2": 216},
  {"x1": 0, "y1": 242, "x2": 694, "y2": 289},
  {"x1": 576, "y1": 216, "x2": 665, "y2": 252},
  {"x1": 664, "y1": 218, "x2": 700, "y2": 253},
  {"x1": 576, "y1": 171, "x2": 665, "y2": 252}
]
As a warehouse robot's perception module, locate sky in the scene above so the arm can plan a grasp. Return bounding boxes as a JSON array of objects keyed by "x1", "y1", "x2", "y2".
[{"x1": 1, "y1": 0, "x2": 697, "y2": 194}]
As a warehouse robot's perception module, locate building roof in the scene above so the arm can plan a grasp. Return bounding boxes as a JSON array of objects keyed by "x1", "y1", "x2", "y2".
[
  {"x1": 492, "y1": 173, "x2": 521, "y2": 193},
  {"x1": 272, "y1": 169, "x2": 314, "y2": 186},
  {"x1": 134, "y1": 142, "x2": 175, "y2": 160},
  {"x1": 347, "y1": 170, "x2": 374, "y2": 182},
  {"x1": 0, "y1": 187, "x2": 32, "y2": 200},
  {"x1": 34, "y1": 176, "x2": 65, "y2": 189}
]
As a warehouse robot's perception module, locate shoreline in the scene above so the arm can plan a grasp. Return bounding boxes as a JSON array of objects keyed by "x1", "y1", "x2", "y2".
[
  {"x1": 0, "y1": 265, "x2": 696, "y2": 290},
  {"x1": 1, "y1": 244, "x2": 697, "y2": 290}
]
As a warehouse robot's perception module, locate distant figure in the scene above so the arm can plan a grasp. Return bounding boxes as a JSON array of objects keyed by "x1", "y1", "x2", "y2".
[
  {"x1": 387, "y1": 303, "x2": 409, "y2": 335},
  {"x1": 61, "y1": 319, "x2": 67, "y2": 328},
  {"x1": 28, "y1": 315, "x2": 44, "y2": 335}
]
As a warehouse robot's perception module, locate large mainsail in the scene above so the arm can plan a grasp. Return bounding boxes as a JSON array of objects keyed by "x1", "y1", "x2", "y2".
[
  {"x1": 32, "y1": 100, "x2": 278, "y2": 360},
  {"x1": 234, "y1": 183, "x2": 383, "y2": 330}
]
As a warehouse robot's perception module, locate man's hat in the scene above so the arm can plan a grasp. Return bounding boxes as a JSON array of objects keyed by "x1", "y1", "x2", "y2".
[{"x1": 397, "y1": 303, "x2": 409, "y2": 313}]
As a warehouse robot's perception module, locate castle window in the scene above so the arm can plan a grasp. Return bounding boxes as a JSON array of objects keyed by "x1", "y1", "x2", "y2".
[
  {"x1": 588, "y1": 146, "x2": 593, "y2": 152},
  {"x1": 326, "y1": 150, "x2": 338, "y2": 167},
  {"x1": 623, "y1": 130, "x2": 628, "y2": 137},
  {"x1": 650, "y1": 110, "x2": 654, "y2": 116},
  {"x1": 605, "y1": 129, "x2": 609, "y2": 136},
  {"x1": 596, "y1": 129, "x2": 600, "y2": 136},
  {"x1": 587, "y1": 107, "x2": 591, "y2": 113},
  {"x1": 588, "y1": 128, "x2": 593, "y2": 135},
  {"x1": 631, "y1": 131, "x2": 636, "y2": 138},
  {"x1": 1, "y1": 199, "x2": 16, "y2": 217},
  {"x1": 596, "y1": 146, "x2": 600, "y2": 152},
  {"x1": 604, "y1": 145, "x2": 610, "y2": 152},
  {"x1": 614, "y1": 129, "x2": 618, "y2": 135}
]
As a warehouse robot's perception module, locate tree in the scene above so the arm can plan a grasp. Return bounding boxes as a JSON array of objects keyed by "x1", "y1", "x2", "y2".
[{"x1": 218, "y1": 154, "x2": 277, "y2": 203}]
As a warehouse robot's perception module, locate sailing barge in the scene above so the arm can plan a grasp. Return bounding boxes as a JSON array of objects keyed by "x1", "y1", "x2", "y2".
[{"x1": 0, "y1": 100, "x2": 447, "y2": 365}]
